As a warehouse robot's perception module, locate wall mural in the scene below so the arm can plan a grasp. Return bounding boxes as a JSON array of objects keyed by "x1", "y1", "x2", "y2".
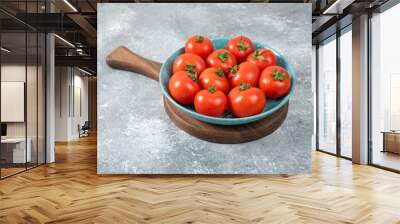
[{"x1": 97, "y1": 3, "x2": 312, "y2": 174}]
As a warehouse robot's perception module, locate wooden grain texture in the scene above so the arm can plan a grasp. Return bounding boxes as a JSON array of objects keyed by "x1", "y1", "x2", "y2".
[
  {"x1": 1, "y1": 135, "x2": 400, "y2": 224},
  {"x1": 106, "y1": 46, "x2": 162, "y2": 81},
  {"x1": 164, "y1": 97, "x2": 289, "y2": 143}
]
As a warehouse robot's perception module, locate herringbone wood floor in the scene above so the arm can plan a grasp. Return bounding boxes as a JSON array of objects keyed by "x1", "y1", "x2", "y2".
[{"x1": 1, "y1": 135, "x2": 400, "y2": 224}]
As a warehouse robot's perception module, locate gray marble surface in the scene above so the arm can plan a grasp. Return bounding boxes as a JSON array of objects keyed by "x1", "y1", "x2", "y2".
[{"x1": 97, "y1": 3, "x2": 312, "y2": 174}]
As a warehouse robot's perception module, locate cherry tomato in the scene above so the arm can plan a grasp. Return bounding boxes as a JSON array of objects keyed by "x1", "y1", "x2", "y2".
[
  {"x1": 184, "y1": 35, "x2": 214, "y2": 60},
  {"x1": 173, "y1": 53, "x2": 206, "y2": 74},
  {"x1": 206, "y1": 49, "x2": 237, "y2": 74},
  {"x1": 259, "y1": 66, "x2": 291, "y2": 99},
  {"x1": 169, "y1": 70, "x2": 200, "y2": 105},
  {"x1": 199, "y1": 67, "x2": 229, "y2": 94},
  {"x1": 246, "y1": 48, "x2": 277, "y2": 70},
  {"x1": 226, "y1": 36, "x2": 255, "y2": 63},
  {"x1": 228, "y1": 83, "x2": 266, "y2": 118},
  {"x1": 194, "y1": 85, "x2": 227, "y2": 117},
  {"x1": 228, "y1": 62, "x2": 260, "y2": 88}
]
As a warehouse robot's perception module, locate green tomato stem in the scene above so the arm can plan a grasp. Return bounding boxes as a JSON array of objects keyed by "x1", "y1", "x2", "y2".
[
  {"x1": 237, "y1": 36, "x2": 249, "y2": 51},
  {"x1": 215, "y1": 68, "x2": 224, "y2": 77},
  {"x1": 186, "y1": 70, "x2": 198, "y2": 82},
  {"x1": 272, "y1": 70, "x2": 286, "y2": 81},
  {"x1": 238, "y1": 83, "x2": 251, "y2": 91},
  {"x1": 218, "y1": 52, "x2": 228, "y2": 62},
  {"x1": 195, "y1": 35, "x2": 204, "y2": 43},
  {"x1": 185, "y1": 64, "x2": 196, "y2": 74},
  {"x1": 229, "y1": 65, "x2": 238, "y2": 77},
  {"x1": 208, "y1": 85, "x2": 217, "y2": 93}
]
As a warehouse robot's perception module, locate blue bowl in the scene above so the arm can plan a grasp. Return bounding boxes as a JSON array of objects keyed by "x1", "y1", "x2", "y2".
[{"x1": 160, "y1": 38, "x2": 296, "y2": 126}]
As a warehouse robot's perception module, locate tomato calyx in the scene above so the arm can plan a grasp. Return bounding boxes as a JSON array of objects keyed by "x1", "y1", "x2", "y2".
[
  {"x1": 229, "y1": 65, "x2": 238, "y2": 77},
  {"x1": 195, "y1": 35, "x2": 204, "y2": 43},
  {"x1": 215, "y1": 68, "x2": 224, "y2": 77},
  {"x1": 253, "y1": 50, "x2": 265, "y2": 60},
  {"x1": 218, "y1": 52, "x2": 228, "y2": 62},
  {"x1": 272, "y1": 70, "x2": 286, "y2": 81},
  {"x1": 237, "y1": 37, "x2": 249, "y2": 51},
  {"x1": 252, "y1": 50, "x2": 268, "y2": 62},
  {"x1": 186, "y1": 71, "x2": 198, "y2": 82},
  {"x1": 208, "y1": 85, "x2": 217, "y2": 94},
  {"x1": 185, "y1": 64, "x2": 196, "y2": 74},
  {"x1": 238, "y1": 83, "x2": 251, "y2": 91},
  {"x1": 253, "y1": 50, "x2": 261, "y2": 58},
  {"x1": 184, "y1": 64, "x2": 198, "y2": 81}
]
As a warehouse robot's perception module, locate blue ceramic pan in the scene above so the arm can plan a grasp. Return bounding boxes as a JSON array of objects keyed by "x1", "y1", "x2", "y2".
[{"x1": 106, "y1": 38, "x2": 296, "y2": 126}]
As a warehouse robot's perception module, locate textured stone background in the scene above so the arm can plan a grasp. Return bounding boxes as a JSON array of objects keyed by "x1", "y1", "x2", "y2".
[{"x1": 97, "y1": 3, "x2": 312, "y2": 174}]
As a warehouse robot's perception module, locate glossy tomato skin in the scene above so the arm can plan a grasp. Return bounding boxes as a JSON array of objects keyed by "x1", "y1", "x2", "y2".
[
  {"x1": 228, "y1": 84, "x2": 266, "y2": 118},
  {"x1": 169, "y1": 71, "x2": 200, "y2": 105},
  {"x1": 206, "y1": 49, "x2": 237, "y2": 74},
  {"x1": 194, "y1": 87, "x2": 227, "y2": 117},
  {"x1": 246, "y1": 48, "x2": 277, "y2": 71},
  {"x1": 226, "y1": 36, "x2": 255, "y2": 63},
  {"x1": 199, "y1": 67, "x2": 229, "y2": 94},
  {"x1": 228, "y1": 62, "x2": 260, "y2": 88},
  {"x1": 184, "y1": 35, "x2": 214, "y2": 60},
  {"x1": 259, "y1": 66, "x2": 291, "y2": 99},
  {"x1": 173, "y1": 53, "x2": 206, "y2": 74}
]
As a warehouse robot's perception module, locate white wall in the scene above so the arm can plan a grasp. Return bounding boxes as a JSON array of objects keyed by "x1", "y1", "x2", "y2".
[
  {"x1": 54, "y1": 67, "x2": 89, "y2": 141},
  {"x1": 1, "y1": 63, "x2": 46, "y2": 164},
  {"x1": 72, "y1": 73, "x2": 89, "y2": 138},
  {"x1": 55, "y1": 66, "x2": 69, "y2": 141},
  {"x1": 1, "y1": 65, "x2": 26, "y2": 138},
  {"x1": 1, "y1": 82, "x2": 25, "y2": 122},
  {"x1": 1, "y1": 65, "x2": 40, "y2": 138}
]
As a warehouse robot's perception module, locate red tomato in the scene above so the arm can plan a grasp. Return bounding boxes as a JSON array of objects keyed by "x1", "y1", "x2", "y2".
[
  {"x1": 206, "y1": 49, "x2": 237, "y2": 74},
  {"x1": 228, "y1": 83, "x2": 266, "y2": 118},
  {"x1": 246, "y1": 48, "x2": 277, "y2": 70},
  {"x1": 259, "y1": 66, "x2": 291, "y2": 99},
  {"x1": 169, "y1": 70, "x2": 200, "y2": 105},
  {"x1": 199, "y1": 67, "x2": 229, "y2": 94},
  {"x1": 194, "y1": 86, "x2": 227, "y2": 117},
  {"x1": 173, "y1": 53, "x2": 206, "y2": 74},
  {"x1": 228, "y1": 62, "x2": 260, "y2": 88},
  {"x1": 226, "y1": 36, "x2": 255, "y2": 62},
  {"x1": 184, "y1": 35, "x2": 214, "y2": 59}
]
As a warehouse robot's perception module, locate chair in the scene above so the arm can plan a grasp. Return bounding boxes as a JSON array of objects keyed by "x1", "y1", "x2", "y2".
[{"x1": 79, "y1": 121, "x2": 90, "y2": 138}]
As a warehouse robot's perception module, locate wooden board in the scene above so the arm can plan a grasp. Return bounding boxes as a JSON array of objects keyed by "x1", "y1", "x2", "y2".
[
  {"x1": 164, "y1": 97, "x2": 289, "y2": 144},
  {"x1": 107, "y1": 46, "x2": 289, "y2": 144}
]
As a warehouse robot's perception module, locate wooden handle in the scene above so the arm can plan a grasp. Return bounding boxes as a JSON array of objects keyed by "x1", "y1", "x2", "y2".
[{"x1": 106, "y1": 46, "x2": 162, "y2": 81}]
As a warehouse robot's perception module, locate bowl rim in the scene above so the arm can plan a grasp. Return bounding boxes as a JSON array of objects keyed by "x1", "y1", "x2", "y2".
[{"x1": 159, "y1": 37, "x2": 296, "y2": 124}]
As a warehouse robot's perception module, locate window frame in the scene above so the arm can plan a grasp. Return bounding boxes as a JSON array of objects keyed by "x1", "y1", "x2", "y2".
[{"x1": 315, "y1": 24, "x2": 353, "y2": 161}]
